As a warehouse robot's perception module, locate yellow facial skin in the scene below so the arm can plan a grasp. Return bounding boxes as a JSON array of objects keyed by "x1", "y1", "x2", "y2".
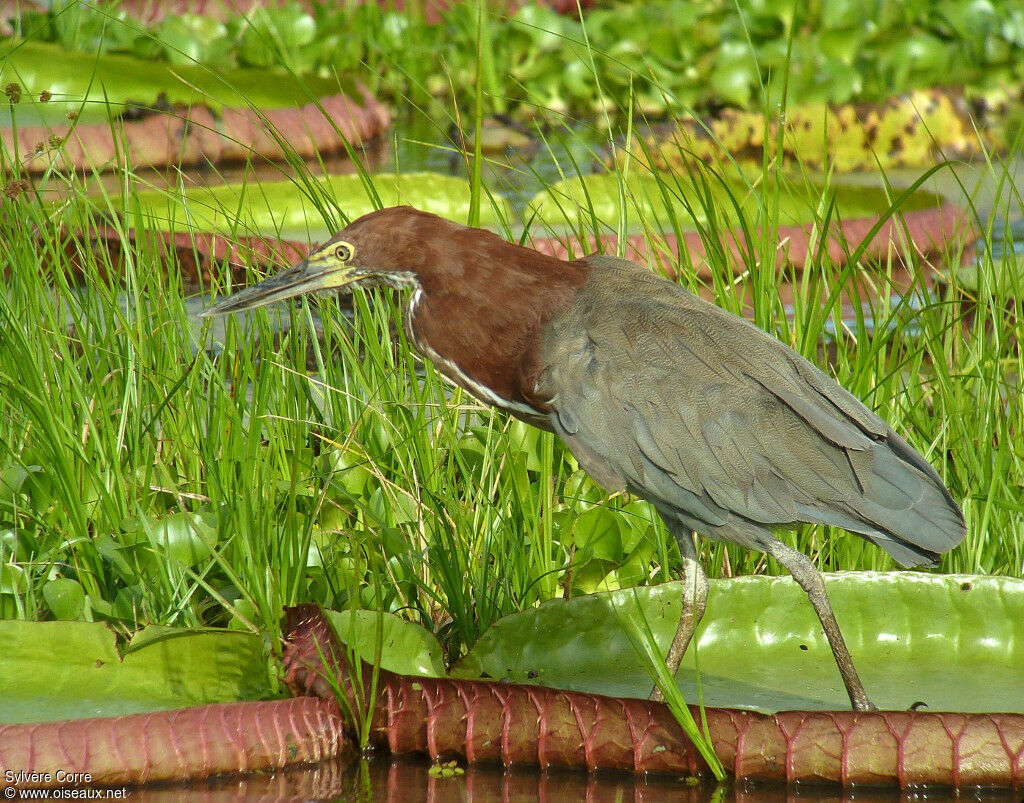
[{"x1": 202, "y1": 240, "x2": 359, "y2": 317}]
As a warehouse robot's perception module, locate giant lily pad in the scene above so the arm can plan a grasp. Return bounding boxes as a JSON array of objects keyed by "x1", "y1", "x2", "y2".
[
  {"x1": 0, "y1": 608, "x2": 446, "y2": 724},
  {"x1": 122, "y1": 173, "x2": 512, "y2": 240},
  {"x1": 453, "y1": 573, "x2": 1024, "y2": 713},
  {"x1": 0, "y1": 621, "x2": 269, "y2": 723},
  {"x1": 528, "y1": 171, "x2": 945, "y2": 233},
  {"x1": 0, "y1": 39, "x2": 347, "y2": 126}
]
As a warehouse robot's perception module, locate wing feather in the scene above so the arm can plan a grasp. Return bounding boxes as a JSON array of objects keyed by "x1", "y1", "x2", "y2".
[{"x1": 535, "y1": 255, "x2": 966, "y2": 565}]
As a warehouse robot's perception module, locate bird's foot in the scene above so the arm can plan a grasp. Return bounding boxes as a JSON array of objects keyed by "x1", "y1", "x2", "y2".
[{"x1": 853, "y1": 695, "x2": 879, "y2": 713}]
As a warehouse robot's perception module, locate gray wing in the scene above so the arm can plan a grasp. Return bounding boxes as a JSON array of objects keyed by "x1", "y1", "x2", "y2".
[{"x1": 537, "y1": 256, "x2": 966, "y2": 567}]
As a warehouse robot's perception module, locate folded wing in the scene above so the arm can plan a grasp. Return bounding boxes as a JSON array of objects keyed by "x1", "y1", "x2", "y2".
[{"x1": 536, "y1": 256, "x2": 965, "y2": 567}]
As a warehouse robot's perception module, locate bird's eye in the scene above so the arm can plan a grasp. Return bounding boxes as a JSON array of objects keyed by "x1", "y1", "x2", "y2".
[{"x1": 333, "y1": 242, "x2": 354, "y2": 261}]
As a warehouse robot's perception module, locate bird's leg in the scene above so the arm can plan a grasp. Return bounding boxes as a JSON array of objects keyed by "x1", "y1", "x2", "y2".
[
  {"x1": 650, "y1": 528, "x2": 708, "y2": 702},
  {"x1": 762, "y1": 538, "x2": 877, "y2": 712},
  {"x1": 665, "y1": 531, "x2": 709, "y2": 675}
]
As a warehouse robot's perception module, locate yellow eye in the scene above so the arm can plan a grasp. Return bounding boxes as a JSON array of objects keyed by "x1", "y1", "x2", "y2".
[{"x1": 333, "y1": 242, "x2": 354, "y2": 261}]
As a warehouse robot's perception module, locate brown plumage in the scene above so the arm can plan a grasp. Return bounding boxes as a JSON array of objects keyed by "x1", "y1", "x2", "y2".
[
  {"x1": 206, "y1": 206, "x2": 967, "y2": 712},
  {"x1": 326, "y1": 208, "x2": 590, "y2": 414}
]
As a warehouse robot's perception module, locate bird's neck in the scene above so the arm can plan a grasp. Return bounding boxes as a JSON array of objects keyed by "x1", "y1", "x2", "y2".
[
  {"x1": 401, "y1": 244, "x2": 591, "y2": 416},
  {"x1": 402, "y1": 287, "x2": 539, "y2": 418}
]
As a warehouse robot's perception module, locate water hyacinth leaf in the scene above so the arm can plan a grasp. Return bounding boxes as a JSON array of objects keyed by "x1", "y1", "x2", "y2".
[
  {"x1": 570, "y1": 506, "x2": 624, "y2": 563},
  {"x1": 120, "y1": 511, "x2": 218, "y2": 568},
  {"x1": 568, "y1": 559, "x2": 623, "y2": 595},
  {"x1": 1, "y1": 464, "x2": 54, "y2": 515},
  {"x1": 818, "y1": 28, "x2": 868, "y2": 65},
  {"x1": 508, "y1": 4, "x2": 568, "y2": 54},
  {"x1": 939, "y1": 0, "x2": 998, "y2": 44},
  {"x1": 228, "y1": 598, "x2": 261, "y2": 631},
  {"x1": 93, "y1": 534, "x2": 136, "y2": 581},
  {"x1": 0, "y1": 621, "x2": 268, "y2": 723},
  {"x1": 123, "y1": 173, "x2": 513, "y2": 240},
  {"x1": 455, "y1": 432, "x2": 489, "y2": 477},
  {"x1": 85, "y1": 595, "x2": 115, "y2": 620},
  {"x1": 879, "y1": 34, "x2": 954, "y2": 89},
  {"x1": 562, "y1": 469, "x2": 607, "y2": 510},
  {"x1": 154, "y1": 15, "x2": 234, "y2": 68},
  {"x1": 369, "y1": 487, "x2": 419, "y2": 527},
  {"x1": 42, "y1": 578, "x2": 86, "y2": 621},
  {"x1": 307, "y1": 530, "x2": 333, "y2": 569},
  {"x1": 0, "y1": 464, "x2": 37, "y2": 507},
  {"x1": 326, "y1": 609, "x2": 446, "y2": 678},
  {"x1": 10, "y1": 0, "x2": 1024, "y2": 122},
  {"x1": 114, "y1": 585, "x2": 146, "y2": 622},
  {"x1": 0, "y1": 530, "x2": 16, "y2": 559},
  {"x1": 452, "y1": 573, "x2": 1024, "y2": 714},
  {"x1": 613, "y1": 531, "x2": 660, "y2": 589},
  {"x1": 505, "y1": 419, "x2": 547, "y2": 473},
  {"x1": 709, "y1": 41, "x2": 759, "y2": 108},
  {"x1": 821, "y1": 0, "x2": 866, "y2": 30},
  {"x1": 275, "y1": 479, "x2": 316, "y2": 498},
  {"x1": 236, "y1": 6, "x2": 318, "y2": 71},
  {"x1": 324, "y1": 445, "x2": 375, "y2": 500}
]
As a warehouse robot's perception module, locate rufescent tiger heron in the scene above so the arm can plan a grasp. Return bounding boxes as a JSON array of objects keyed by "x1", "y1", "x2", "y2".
[{"x1": 205, "y1": 206, "x2": 967, "y2": 712}]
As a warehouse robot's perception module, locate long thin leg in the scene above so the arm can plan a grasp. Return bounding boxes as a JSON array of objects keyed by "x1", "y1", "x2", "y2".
[
  {"x1": 650, "y1": 527, "x2": 708, "y2": 702},
  {"x1": 762, "y1": 538, "x2": 877, "y2": 712}
]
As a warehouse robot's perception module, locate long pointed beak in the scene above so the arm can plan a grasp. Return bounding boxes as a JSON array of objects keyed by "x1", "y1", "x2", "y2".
[{"x1": 201, "y1": 259, "x2": 356, "y2": 317}]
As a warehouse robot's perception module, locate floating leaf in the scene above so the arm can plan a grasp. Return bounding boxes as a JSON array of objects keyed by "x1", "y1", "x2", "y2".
[
  {"x1": 123, "y1": 173, "x2": 513, "y2": 240},
  {"x1": 0, "y1": 38, "x2": 346, "y2": 126},
  {"x1": 0, "y1": 621, "x2": 268, "y2": 723},
  {"x1": 453, "y1": 573, "x2": 1024, "y2": 714},
  {"x1": 529, "y1": 171, "x2": 945, "y2": 231}
]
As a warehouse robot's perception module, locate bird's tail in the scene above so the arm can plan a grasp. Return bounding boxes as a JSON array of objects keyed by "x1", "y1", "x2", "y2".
[{"x1": 816, "y1": 432, "x2": 966, "y2": 567}]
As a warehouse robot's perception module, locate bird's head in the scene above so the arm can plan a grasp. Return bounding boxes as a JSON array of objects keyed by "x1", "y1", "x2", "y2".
[{"x1": 202, "y1": 206, "x2": 437, "y2": 317}]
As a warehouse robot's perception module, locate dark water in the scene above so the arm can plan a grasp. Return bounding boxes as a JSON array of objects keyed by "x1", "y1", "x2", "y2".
[{"x1": 125, "y1": 755, "x2": 1023, "y2": 801}]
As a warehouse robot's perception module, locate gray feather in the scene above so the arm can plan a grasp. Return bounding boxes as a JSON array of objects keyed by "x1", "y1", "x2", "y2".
[{"x1": 537, "y1": 255, "x2": 966, "y2": 566}]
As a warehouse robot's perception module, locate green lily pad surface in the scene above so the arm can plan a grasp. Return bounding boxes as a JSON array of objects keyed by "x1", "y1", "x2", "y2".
[
  {"x1": 0, "y1": 621, "x2": 269, "y2": 723},
  {"x1": 0, "y1": 609, "x2": 444, "y2": 725},
  {"x1": 454, "y1": 572, "x2": 1024, "y2": 713},
  {"x1": 5, "y1": 575, "x2": 1017, "y2": 723},
  {"x1": 528, "y1": 172, "x2": 945, "y2": 233},
  {"x1": 124, "y1": 173, "x2": 512, "y2": 240},
  {"x1": 0, "y1": 39, "x2": 345, "y2": 126}
]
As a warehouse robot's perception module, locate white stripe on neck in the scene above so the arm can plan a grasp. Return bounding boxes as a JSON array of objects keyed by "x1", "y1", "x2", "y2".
[{"x1": 404, "y1": 287, "x2": 541, "y2": 417}]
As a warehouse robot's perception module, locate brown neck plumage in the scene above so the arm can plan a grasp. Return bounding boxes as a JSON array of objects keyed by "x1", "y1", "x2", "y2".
[
  {"x1": 407, "y1": 223, "x2": 590, "y2": 412},
  {"x1": 338, "y1": 207, "x2": 591, "y2": 411}
]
